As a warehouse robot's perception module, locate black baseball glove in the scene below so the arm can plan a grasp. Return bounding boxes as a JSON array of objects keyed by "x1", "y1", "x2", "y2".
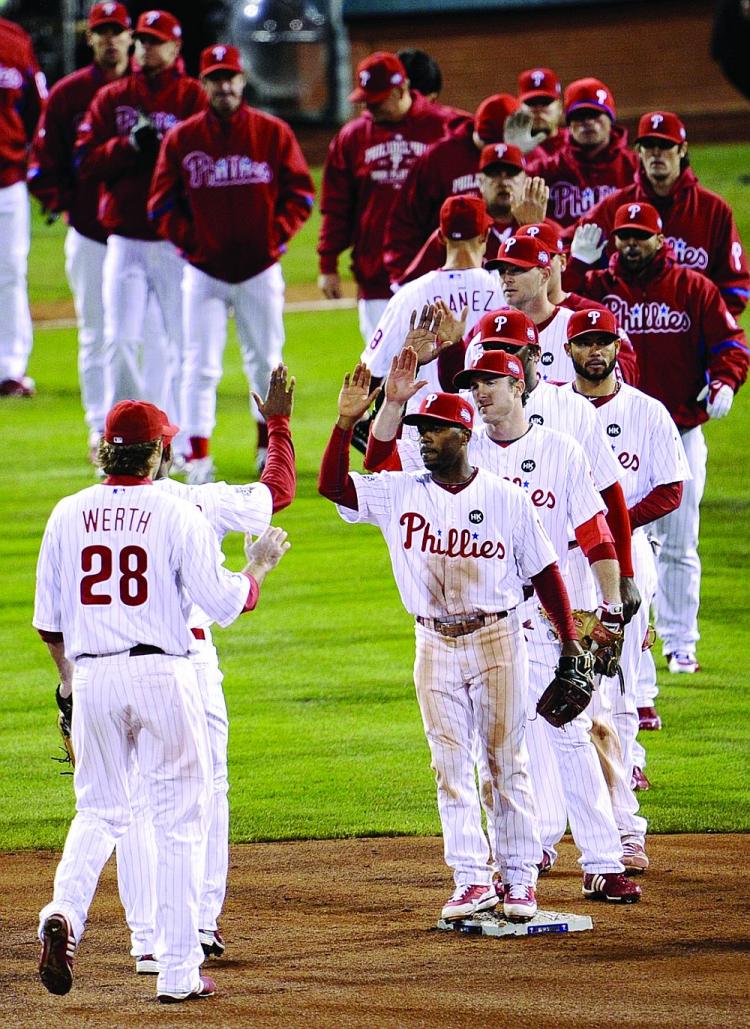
[
  {"x1": 129, "y1": 112, "x2": 162, "y2": 164},
  {"x1": 54, "y1": 684, "x2": 75, "y2": 769},
  {"x1": 536, "y1": 651, "x2": 596, "y2": 728}
]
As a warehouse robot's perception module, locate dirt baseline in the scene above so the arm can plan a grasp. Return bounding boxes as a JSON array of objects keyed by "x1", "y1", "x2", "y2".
[{"x1": 2, "y1": 834, "x2": 747, "y2": 1028}]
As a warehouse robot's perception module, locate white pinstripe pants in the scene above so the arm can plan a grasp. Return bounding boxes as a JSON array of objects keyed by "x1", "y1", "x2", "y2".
[
  {"x1": 38, "y1": 653, "x2": 212, "y2": 997},
  {"x1": 116, "y1": 640, "x2": 230, "y2": 954},
  {"x1": 414, "y1": 612, "x2": 540, "y2": 889}
]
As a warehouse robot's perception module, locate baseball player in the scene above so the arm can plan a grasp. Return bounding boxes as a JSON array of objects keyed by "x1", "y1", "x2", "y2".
[
  {"x1": 320, "y1": 362, "x2": 590, "y2": 923},
  {"x1": 383, "y1": 93, "x2": 519, "y2": 282},
  {"x1": 569, "y1": 111, "x2": 749, "y2": 316},
  {"x1": 395, "y1": 49, "x2": 470, "y2": 130},
  {"x1": 148, "y1": 44, "x2": 313, "y2": 483},
  {"x1": 562, "y1": 308, "x2": 691, "y2": 868},
  {"x1": 0, "y1": 14, "x2": 46, "y2": 396},
  {"x1": 34, "y1": 399, "x2": 289, "y2": 1002},
  {"x1": 397, "y1": 143, "x2": 549, "y2": 287},
  {"x1": 75, "y1": 10, "x2": 207, "y2": 452},
  {"x1": 569, "y1": 201, "x2": 749, "y2": 672},
  {"x1": 114, "y1": 365, "x2": 295, "y2": 970},
  {"x1": 369, "y1": 341, "x2": 640, "y2": 901},
  {"x1": 507, "y1": 67, "x2": 567, "y2": 159},
  {"x1": 317, "y1": 51, "x2": 464, "y2": 343},
  {"x1": 28, "y1": 2, "x2": 133, "y2": 458},
  {"x1": 528, "y1": 78, "x2": 638, "y2": 228}
]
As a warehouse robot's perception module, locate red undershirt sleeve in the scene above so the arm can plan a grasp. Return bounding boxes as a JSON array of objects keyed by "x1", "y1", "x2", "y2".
[
  {"x1": 574, "y1": 511, "x2": 617, "y2": 564},
  {"x1": 436, "y1": 338, "x2": 468, "y2": 392},
  {"x1": 37, "y1": 628, "x2": 64, "y2": 644},
  {"x1": 600, "y1": 481, "x2": 634, "y2": 577},
  {"x1": 629, "y1": 482, "x2": 683, "y2": 531},
  {"x1": 240, "y1": 572, "x2": 260, "y2": 612},
  {"x1": 318, "y1": 424, "x2": 359, "y2": 510},
  {"x1": 364, "y1": 433, "x2": 401, "y2": 472},
  {"x1": 531, "y1": 562, "x2": 577, "y2": 642},
  {"x1": 260, "y1": 415, "x2": 296, "y2": 513}
]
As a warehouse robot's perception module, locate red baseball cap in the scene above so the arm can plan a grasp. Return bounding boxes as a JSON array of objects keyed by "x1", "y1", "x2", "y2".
[
  {"x1": 104, "y1": 401, "x2": 177, "y2": 445},
  {"x1": 474, "y1": 93, "x2": 520, "y2": 143},
  {"x1": 200, "y1": 44, "x2": 243, "y2": 77},
  {"x1": 566, "y1": 307, "x2": 619, "y2": 342},
  {"x1": 486, "y1": 235, "x2": 551, "y2": 271},
  {"x1": 155, "y1": 407, "x2": 180, "y2": 443},
  {"x1": 478, "y1": 142, "x2": 524, "y2": 174},
  {"x1": 516, "y1": 221, "x2": 564, "y2": 254},
  {"x1": 613, "y1": 201, "x2": 663, "y2": 236},
  {"x1": 402, "y1": 392, "x2": 474, "y2": 430},
  {"x1": 453, "y1": 349, "x2": 526, "y2": 390},
  {"x1": 635, "y1": 111, "x2": 687, "y2": 145},
  {"x1": 349, "y1": 52, "x2": 407, "y2": 104},
  {"x1": 518, "y1": 67, "x2": 561, "y2": 103},
  {"x1": 472, "y1": 308, "x2": 540, "y2": 348},
  {"x1": 88, "y1": 2, "x2": 131, "y2": 30},
  {"x1": 439, "y1": 195, "x2": 492, "y2": 241},
  {"x1": 564, "y1": 78, "x2": 616, "y2": 122},
  {"x1": 134, "y1": 10, "x2": 182, "y2": 42}
]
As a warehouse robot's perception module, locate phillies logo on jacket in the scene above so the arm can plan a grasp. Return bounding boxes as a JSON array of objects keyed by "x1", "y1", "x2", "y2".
[
  {"x1": 364, "y1": 137, "x2": 428, "y2": 185},
  {"x1": 667, "y1": 236, "x2": 709, "y2": 270},
  {"x1": 114, "y1": 105, "x2": 178, "y2": 136},
  {"x1": 604, "y1": 295, "x2": 691, "y2": 333},
  {"x1": 550, "y1": 181, "x2": 619, "y2": 221},
  {"x1": 183, "y1": 150, "x2": 273, "y2": 187},
  {"x1": 399, "y1": 512, "x2": 506, "y2": 559}
]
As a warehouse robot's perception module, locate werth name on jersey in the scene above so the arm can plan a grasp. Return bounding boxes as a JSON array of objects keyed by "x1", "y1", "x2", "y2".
[
  {"x1": 603, "y1": 295, "x2": 690, "y2": 333},
  {"x1": 550, "y1": 181, "x2": 619, "y2": 221},
  {"x1": 82, "y1": 506, "x2": 152, "y2": 533},
  {"x1": 183, "y1": 150, "x2": 273, "y2": 188},
  {"x1": 114, "y1": 105, "x2": 178, "y2": 136},
  {"x1": 400, "y1": 512, "x2": 506, "y2": 559}
]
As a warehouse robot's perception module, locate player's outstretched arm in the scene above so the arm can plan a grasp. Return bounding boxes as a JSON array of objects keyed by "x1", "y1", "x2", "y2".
[
  {"x1": 337, "y1": 363, "x2": 381, "y2": 430},
  {"x1": 253, "y1": 363, "x2": 295, "y2": 420},
  {"x1": 243, "y1": 526, "x2": 290, "y2": 587},
  {"x1": 251, "y1": 364, "x2": 297, "y2": 511},
  {"x1": 370, "y1": 348, "x2": 426, "y2": 442}
]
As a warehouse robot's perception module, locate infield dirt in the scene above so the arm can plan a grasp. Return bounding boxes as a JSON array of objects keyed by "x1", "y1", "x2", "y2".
[{"x1": 3, "y1": 834, "x2": 747, "y2": 1028}]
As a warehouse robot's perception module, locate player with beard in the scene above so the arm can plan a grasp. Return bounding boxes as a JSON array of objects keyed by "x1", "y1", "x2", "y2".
[{"x1": 569, "y1": 202, "x2": 748, "y2": 674}]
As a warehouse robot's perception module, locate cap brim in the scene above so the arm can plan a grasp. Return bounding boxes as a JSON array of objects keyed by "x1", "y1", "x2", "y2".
[
  {"x1": 90, "y1": 19, "x2": 130, "y2": 29},
  {"x1": 135, "y1": 30, "x2": 173, "y2": 42},
  {"x1": 402, "y1": 412, "x2": 467, "y2": 428},
  {"x1": 635, "y1": 132, "x2": 683, "y2": 145},
  {"x1": 453, "y1": 367, "x2": 512, "y2": 390},
  {"x1": 480, "y1": 160, "x2": 523, "y2": 174},
  {"x1": 568, "y1": 329, "x2": 619, "y2": 343},
  {"x1": 486, "y1": 256, "x2": 538, "y2": 270},
  {"x1": 613, "y1": 222, "x2": 659, "y2": 235},
  {"x1": 201, "y1": 62, "x2": 242, "y2": 76},
  {"x1": 349, "y1": 86, "x2": 392, "y2": 104},
  {"x1": 519, "y1": 90, "x2": 558, "y2": 103},
  {"x1": 566, "y1": 102, "x2": 613, "y2": 120}
]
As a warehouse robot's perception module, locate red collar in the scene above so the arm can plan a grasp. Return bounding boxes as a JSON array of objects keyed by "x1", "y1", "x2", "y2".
[
  {"x1": 572, "y1": 381, "x2": 620, "y2": 407},
  {"x1": 535, "y1": 307, "x2": 560, "y2": 333},
  {"x1": 103, "y1": 476, "x2": 153, "y2": 485},
  {"x1": 432, "y1": 467, "x2": 479, "y2": 493}
]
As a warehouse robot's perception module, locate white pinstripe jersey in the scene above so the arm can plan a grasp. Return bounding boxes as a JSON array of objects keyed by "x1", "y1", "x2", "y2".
[
  {"x1": 33, "y1": 481, "x2": 251, "y2": 661},
  {"x1": 468, "y1": 424, "x2": 604, "y2": 575},
  {"x1": 156, "y1": 477, "x2": 273, "y2": 630},
  {"x1": 524, "y1": 380, "x2": 622, "y2": 493},
  {"x1": 465, "y1": 306, "x2": 575, "y2": 385},
  {"x1": 338, "y1": 466, "x2": 558, "y2": 617},
  {"x1": 559, "y1": 382, "x2": 691, "y2": 511},
  {"x1": 362, "y1": 267, "x2": 504, "y2": 415}
]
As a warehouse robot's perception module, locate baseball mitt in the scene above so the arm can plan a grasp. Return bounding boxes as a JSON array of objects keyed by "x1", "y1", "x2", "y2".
[
  {"x1": 541, "y1": 607, "x2": 624, "y2": 678},
  {"x1": 54, "y1": 684, "x2": 75, "y2": 769},
  {"x1": 536, "y1": 651, "x2": 596, "y2": 727}
]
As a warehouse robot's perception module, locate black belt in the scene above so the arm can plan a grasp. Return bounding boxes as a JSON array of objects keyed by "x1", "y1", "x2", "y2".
[
  {"x1": 416, "y1": 611, "x2": 510, "y2": 638},
  {"x1": 79, "y1": 644, "x2": 166, "y2": 659}
]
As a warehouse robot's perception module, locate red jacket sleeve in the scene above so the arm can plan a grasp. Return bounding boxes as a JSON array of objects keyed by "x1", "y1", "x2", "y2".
[
  {"x1": 697, "y1": 277, "x2": 749, "y2": 391},
  {"x1": 710, "y1": 202, "x2": 750, "y2": 316},
  {"x1": 27, "y1": 87, "x2": 70, "y2": 211},
  {"x1": 260, "y1": 415, "x2": 296, "y2": 513},
  {"x1": 317, "y1": 131, "x2": 355, "y2": 273},
  {"x1": 384, "y1": 152, "x2": 441, "y2": 282},
  {"x1": 273, "y1": 124, "x2": 315, "y2": 247},
  {"x1": 629, "y1": 481, "x2": 683, "y2": 530},
  {"x1": 318, "y1": 425, "x2": 359, "y2": 509},
  {"x1": 148, "y1": 126, "x2": 196, "y2": 253},
  {"x1": 616, "y1": 333, "x2": 639, "y2": 386},
  {"x1": 75, "y1": 88, "x2": 139, "y2": 183}
]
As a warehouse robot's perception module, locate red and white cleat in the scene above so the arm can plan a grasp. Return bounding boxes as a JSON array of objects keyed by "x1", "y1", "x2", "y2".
[
  {"x1": 503, "y1": 884, "x2": 537, "y2": 922},
  {"x1": 583, "y1": 872, "x2": 641, "y2": 903},
  {"x1": 158, "y1": 974, "x2": 216, "y2": 1004},
  {"x1": 440, "y1": 883, "x2": 498, "y2": 921},
  {"x1": 638, "y1": 706, "x2": 662, "y2": 731}
]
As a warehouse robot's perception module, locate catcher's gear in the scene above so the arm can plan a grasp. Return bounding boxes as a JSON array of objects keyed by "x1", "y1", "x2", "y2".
[
  {"x1": 54, "y1": 685, "x2": 75, "y2": 769},
  {"x1": 536, "y1": 651, "x2": 596, "y2": 727}
]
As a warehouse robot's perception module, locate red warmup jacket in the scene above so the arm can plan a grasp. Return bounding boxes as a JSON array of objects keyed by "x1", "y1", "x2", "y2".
[
  {"x1": 0, "y1": 17, "x2": 46, "y2": 188},
  {"x1": 317, "y1": 91, "x2": 456, "y2": 300},
  {"x1": 528, "y1": 124, "x2": 638, "y2": 228},
  {"x1": 569, "y1": 247, "x2": 749, "y2": 427},
  {"x1": 571, "y1": 166, "x2": 750, "y2": 316},
  {"x1": 28, "y1": 64, "x2": 114, "y2": 243},
  {"x1": 149, "y1": 104, "x2": 314, "y2": 284},
  {"x1": 75, "y1": 65, "x2": 206, "y2": 241},
  {"x1": 383, "y1": 121, "x2": 480, "y2": 282}
]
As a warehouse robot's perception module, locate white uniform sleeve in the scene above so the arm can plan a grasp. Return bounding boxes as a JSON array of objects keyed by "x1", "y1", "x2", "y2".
[
  {"x1": 360, "y1": 293, "x2": 410, "y2": 378},
  {"x1": 176, "y1": 504, "x2": 253, "y2": 627},
  {"x1": 336, "y1": 470, "x2": 395, "y2": 528},
  {"x1": 32, "y1": 508, "x2": 63, "y2": 632},
  {"x1": 566, "y1": 439, "x2": 607, "y2": 531},
  {"x1": 512, "y1": 491, "x2": 559, "y2": 580},
  {"x1": 193, "y1": 480, "x2": 273, "y2": 538},
  {"x1": 580, "y1": 403, "x2": 623, "y2": 492},
  {"x1": 648, "y1": 404, "x2": 692, "y2": 487}
]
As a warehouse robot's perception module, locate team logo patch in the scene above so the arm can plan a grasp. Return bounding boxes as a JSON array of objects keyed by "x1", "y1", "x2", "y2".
[
  {"x1": 529, "y1": 413, "x2": 544, "y2": 425},
  {"x1": 650, "y1": 113, "x2": 663, "y2": 129},
  {"x1": 607, "y1": 423, "x2": 622, "y2": 438},
  {"x1": 469, "y1": 510, "x2": 484, "y2": 524},
  {"x1": 531, "y1": 70, "x2": 544, "y2": 87},
  {"x1": 540, "y1": 352, "x2": 553, "y2": 366},
  {"x1": 213, "y1": 45, "x2": 227, "y2": 60},
  {"x1": 526, "y1": 327, "x2": 536, "y2": 340},
  {"x1": 596, "y1": 88, "x2": 608, "y2": 105},
  {"x1": 521, "y1": 459, "x2": 536, "y2": 473},
  {"x1": 587, "y1": 310, "x2": 602, "y2": 325}
]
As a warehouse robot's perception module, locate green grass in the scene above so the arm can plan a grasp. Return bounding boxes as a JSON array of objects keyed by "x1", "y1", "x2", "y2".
[{"x1": 2, "y1": 147, "x2": 749, "y2": 849}]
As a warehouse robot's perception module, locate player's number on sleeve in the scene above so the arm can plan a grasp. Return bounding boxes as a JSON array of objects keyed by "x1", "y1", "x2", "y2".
[{"x1": 80, "y1": 545, "x2": 149, "y2": 606}]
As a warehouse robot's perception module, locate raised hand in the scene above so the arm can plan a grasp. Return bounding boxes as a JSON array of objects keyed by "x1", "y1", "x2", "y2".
[
  {"x1": 337, "y1": 362, "x2": 381, "y2": 428},
  {"x1": 385, "y1": 347, "x2": 429, "y2": 406},
  {"x1": 252, "y1": 364, "x2": 295, "y2": 420},
  {"x1": 511, "y1": 176, "x2": 550, "y2": 225},
  {"x1": 433, "y1": 298, "x2": 468, "y2": 345},
  {"x1": 503, "y1": 109, "x2": 548, "y2": 154}
]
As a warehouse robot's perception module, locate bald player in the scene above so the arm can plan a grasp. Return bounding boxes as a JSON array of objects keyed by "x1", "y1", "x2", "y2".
[
  {"x1": 33, "y1": 400, "x2": 289, "y2": 1002},
  {"x1": 562, "y1": 310, "x2": 690, "y2": 866},
  {"x1": 320, "y1": 364, "x2": 588, "y2": 923}
]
